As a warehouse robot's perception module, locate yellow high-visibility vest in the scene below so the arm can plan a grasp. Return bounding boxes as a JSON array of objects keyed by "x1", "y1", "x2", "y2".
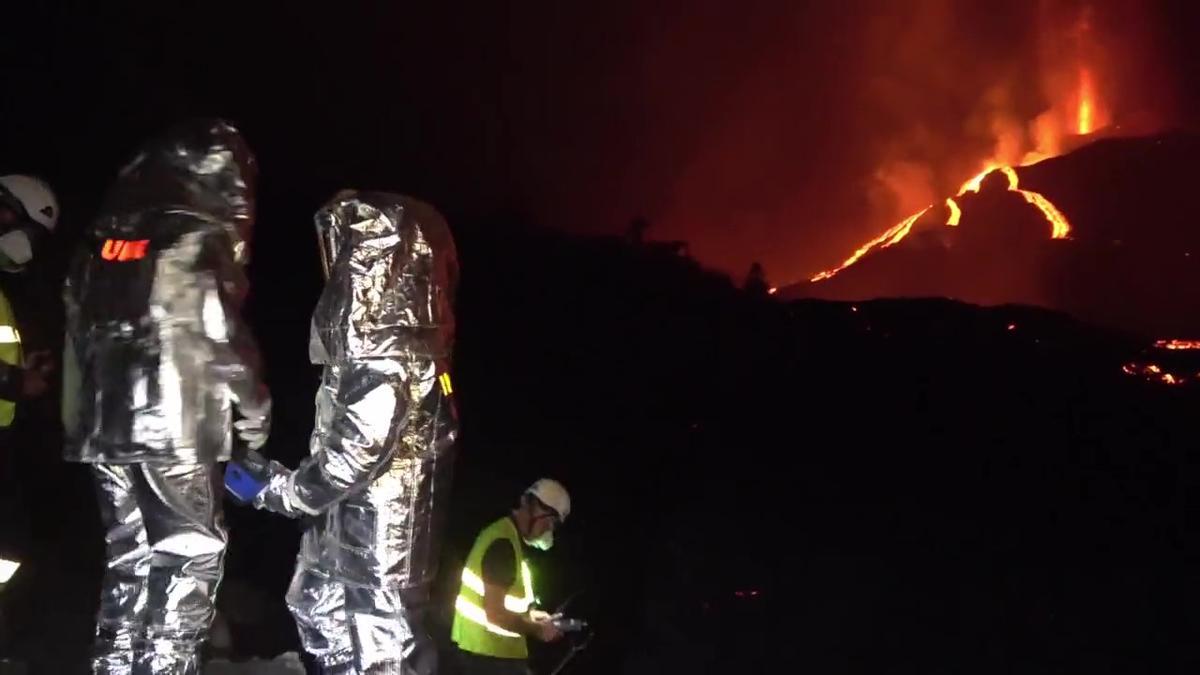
[
  {"x1": 451, "y1": 517, "x2": 535, "y2": 659},
  {"x1": 0, "y1": 289, "x2": 22, "y2": 427}
]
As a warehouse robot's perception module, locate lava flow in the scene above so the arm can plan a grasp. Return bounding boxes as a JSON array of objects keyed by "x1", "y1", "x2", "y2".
[
  {"x1": 812, "y1": 162, "x2": 1075, "y2": 282},
  {"x1": 1154, "y1": 339, "x2": 1200, "y2": 350},
  {"x1": 1121, "y1": 339, "x2": 1200, "y2": 386},
  {"x1": 810, "y1": 207, "x2": 931, "y2": 282},
  {"x1": 1123, "y1": 362, "x2": 1195, "y2": 386},
  {"x1": 951, "y1": 164, "x2": 1072, "y2": 239},
  {"x1": 945, "y1": 198, "x2": 962, "y2": 227},
  {"x1": 810, "y1": 51, "x2": 1098, "y2": 283}
]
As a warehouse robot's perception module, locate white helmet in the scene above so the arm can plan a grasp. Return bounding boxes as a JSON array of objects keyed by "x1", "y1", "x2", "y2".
[
  {"x1": 525, "y1": 479, "x2": 571, "y2": 522},
  {"x1": 0, "y1": 175, "x2": 58, "y2": 231}
]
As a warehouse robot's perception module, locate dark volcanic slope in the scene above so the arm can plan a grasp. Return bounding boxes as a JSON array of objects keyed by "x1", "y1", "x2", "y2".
[{"x1": 789, "y1": 133, "x2": 1200, "y2": 338}]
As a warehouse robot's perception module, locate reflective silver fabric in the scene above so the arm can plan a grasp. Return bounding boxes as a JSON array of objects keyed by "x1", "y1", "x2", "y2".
[
  {"x1": 91, "y1": 462, "x2": 227, "y2": 675},
  {"x1": 258, "y1": 192, "x2": 458, "y2": 673},
  {"x1": 62, "y1": 118, "x2": 269, "y2": 465},
  {"x1": 62, "y1": 119, "x2": 267, "y2": 675}
]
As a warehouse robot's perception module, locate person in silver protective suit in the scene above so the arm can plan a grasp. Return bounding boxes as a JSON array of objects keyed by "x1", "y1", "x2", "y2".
[
  {"x1": 61, "y1": 119, "x2": 271, "y2": 675},
  {"x1": 231, "y1": 191, "x2": 458, "y2": 675}
]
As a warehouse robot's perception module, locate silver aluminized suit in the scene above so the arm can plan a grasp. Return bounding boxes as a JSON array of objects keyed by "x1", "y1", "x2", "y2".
[
  {"x1": 253, "y1": 191, "x2": 458, "y2": 674},
  {"x1": 61, "y1": 119, "x2": 270, "y2": 675}
]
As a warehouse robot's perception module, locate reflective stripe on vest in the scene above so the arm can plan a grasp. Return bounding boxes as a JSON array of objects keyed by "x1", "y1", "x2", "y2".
[
  {"x1": 0, "y1": 290, "x2": 21, "y2": 428},
  {"x1": 460, "y1": 563, "x2": 534, "y2": 614},
  {"x1": 454, "y1": 561, "x2": 534, "y2": 638},
  {"x1": 452, "y1": 517, "x2": 534, "y2": 659}
]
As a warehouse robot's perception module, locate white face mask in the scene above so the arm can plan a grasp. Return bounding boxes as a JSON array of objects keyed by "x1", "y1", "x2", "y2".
[
  {"x1": 0, "y1": 230, "x2": 32, "y2": 271},
  {"x1": 525, "y1": 530, "x2": 554, "y2": 551}
]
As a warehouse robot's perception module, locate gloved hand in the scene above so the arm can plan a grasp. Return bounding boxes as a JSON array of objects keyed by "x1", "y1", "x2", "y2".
[
  {"x1": 528, "y1": 611, "x2": 565, "y2": 643},
  {"x1": 225, "y1": 458, "x2": 270, "y2": 504},
  {"x1": 234, "y1": 397, "x2": 271, "y2": 450},
  {"x1": 232, "y1": 456, "x2": 319, "y2": 519},
  {"x1": 224, "y1": 452, "x2": 303, "y2": 517},
  {"x1": 20, "y1": 350, "x2": 54, "y2": 398}
]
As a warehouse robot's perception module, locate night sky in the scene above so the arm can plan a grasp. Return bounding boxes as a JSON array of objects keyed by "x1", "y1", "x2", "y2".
[{"x1": 2, "y1": 0, "x2": 1198, "y2": 283}]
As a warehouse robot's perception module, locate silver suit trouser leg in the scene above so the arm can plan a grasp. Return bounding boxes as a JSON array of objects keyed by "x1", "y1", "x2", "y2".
[
  {"x1": 91, "y1": 463, "x2": 227, "y2": 675},
  {"x1": 286, "y1": 555, "x2": 440, "y2": 675},
  {"x1": 92, "y1": 464, "x2": 148, "y2": 675},
  {"x1": 286, "y1": 452, "x2": 450, "y2": 675},
  {"x1": 285, "y1": 524, "x2": 353, "y2": 669}
]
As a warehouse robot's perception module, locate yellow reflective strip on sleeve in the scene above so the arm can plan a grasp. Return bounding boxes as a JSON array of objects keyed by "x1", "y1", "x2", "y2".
[
  {"x1": 0, "y1": 326, "x2": 19, "y2": 344},
  {"x1": 455, "y1": 595, "x2": 522, "y2": 638},
  {"x1": 439, "y1": 372, "x2": 454, "y2": 395}
]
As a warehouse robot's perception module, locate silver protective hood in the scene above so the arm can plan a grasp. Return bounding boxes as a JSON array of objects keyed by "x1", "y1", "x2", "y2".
[
  {"x1": 103, "y1": 118, "x2": 256, "y2": 263},
  {"x1": 256, "y1": 191, "x2": 458, "y2": 673},
  {"x1": 62, "y1": 118, "x2": 269, "y2": 464},
  {"x1": 310, "y1": 190, "x2": 458, "y2": 363}
]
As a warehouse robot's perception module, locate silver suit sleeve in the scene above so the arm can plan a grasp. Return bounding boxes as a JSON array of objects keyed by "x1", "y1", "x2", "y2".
[
  {"x1": 289, "y1": 359, "x2": 414, "y2": 513},
  {"x1": 203, "y1": 235, "x2": 271, "y2": 426}
]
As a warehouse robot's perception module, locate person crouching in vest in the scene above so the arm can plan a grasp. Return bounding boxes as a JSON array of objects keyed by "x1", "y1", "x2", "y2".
[{"x1": 452, "y1": 479, "x2": 570, "y2": 674}]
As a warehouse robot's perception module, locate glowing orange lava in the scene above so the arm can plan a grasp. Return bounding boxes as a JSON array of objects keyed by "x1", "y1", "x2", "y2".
[
  {"x1": 1120, "y1": 337, "x2": 1200, "y2": 386},
  {"x1": 1122, "y1": 361, "x2": 1193, "y2": 386},
  {"x1": 1154, "y1": 339, "x2": 1200, "y2": 350},
  {"x1": 810, "y1": 207, "x2": 931, "y2": 282},
  {"x1": 1018, "y1": 189, "x2": 1072, "y2": 239},
  {"x1": 945, "y1": 198, "x2": 961, "y2": 226},
  {"x1": 1077, "y1": 67, "x2": 1095, "y2": 135},
  {"x1": 958, "y1": 165, "x2": 1017, "y2": 195},
  {"x1": 811, "y1": 165, "x2": 1072, "y2": 282},
  {"x1": 804, "y1": 30, "x2": 1100, "y2": 286},
  {"x1": 956, "y1": 164, "x2": 1069, "y2": 237}
]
